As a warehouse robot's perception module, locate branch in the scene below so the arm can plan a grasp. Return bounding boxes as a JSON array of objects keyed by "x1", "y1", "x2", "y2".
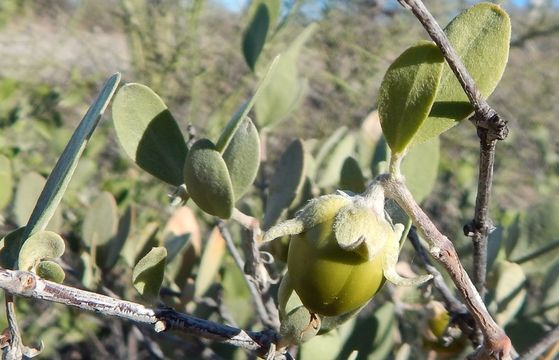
[
  {"x1": 464, "y1": 135, "x2": 496, "y2": 299},
  {"x1": 0, "y1": 268, "x2": 285, "y2": 359},
  {"x1": 380, "y1": 175, "x2": 512, "y2": 359},
  {"x1": 398, "y1": 0, "x2": 508, "y2": 141},
  {"x1": 219, "y1": 221, "x2": 279, "y2": 329},
  {"x1": 521, "y1": 325, "x2": 559, "y2": 360},
  {"x1": 407, "y1": 227, "x2": 481, "y2": 346},
  {"x1": 399, "y1": 0, "x2": 506, "y2": 304}
]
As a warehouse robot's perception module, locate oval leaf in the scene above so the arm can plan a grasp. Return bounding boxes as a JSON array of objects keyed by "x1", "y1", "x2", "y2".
[
  {"x1": 112, "y1": 83, "x2": 188, "y2": 186},
  {"x1": 18, "y1": 230, "x2": 65, "y2": 271},
  {"x1": 242, "y1": 3, "x2": 270, "y2": 71},
  {"x1": 133, "y1": 246, "x2": 167, "y2": 300},
  {"x1": 415, "y1": 3, "x2": 511, "y2": 143},
  {"x1": 378, "y1": 41, "x2": 444, "y2": 154},
  {"x1": 183, "y1": 139, "x2": 234, "y2": 219},
  {"x1": 222, "y1": 118, "x2": 261, "y2": 200},
  {"x1": 36, "y1": 260, "x2": 65, "y2": 283},
  {"x1": 0, "y1": 155, "x2": 13, "y2": 210},
  {"x1": 82, "y1": 191, "x2": 118, "y2": 248},
  {"x1": 401, "y1": 137, "x2": 440, "y2": 203},
  {"x1": 316, "y1": 131, "x2": 356, "y2": 188},
  {"x1": 13, "y1": 172, "x2": 61, "y2": 231},
  {"x1": 263, "y1": 139, "x2": 307, "y2": 229},
  {"x1": 0, "y1": 227, "x2": 25, "y2": 269},
  {"x1": 255, "y1": 23, "x2": 316, "y2": 129},
  {"x1": 491, "y1": 261, "x2": 526, "y2": 326}
]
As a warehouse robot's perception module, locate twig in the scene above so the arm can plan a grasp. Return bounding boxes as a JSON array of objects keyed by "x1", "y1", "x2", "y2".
[
  {"x1": 379, "y1": 175, "x2": 512, "y2": 359},
  {"x1": 0, "y1": 268, "x2": 284, "y2": 359},
  {"x1": 464, "y1": 134, "x2": 496, "y2": 299},
  {"x1": 398, "y1": 0, "x2": 507, "y2": 308},
  {"x1": 398, "y1": 0, "x2": 508, "y2": 141},
  {"x1": 407, "y1": 227, "x2": 480, "y2": 346},
  {"x1": 3, "y1": 294, "x2": 23, "y2": 359},
  {"x1": 218, "y1": 221, "x2": 277, "y2": 329},
  {"x1": 521, "y1": 325, "x2": 559, "y2": 360}
]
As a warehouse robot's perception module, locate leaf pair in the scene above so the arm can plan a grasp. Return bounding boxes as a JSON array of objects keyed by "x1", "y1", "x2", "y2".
[
  {"x1": 379, "y1": 3, "x2": 511, "y2": 154},
  {"x1": 184, "y1": 118, "x2": 260, "y2": 219}
]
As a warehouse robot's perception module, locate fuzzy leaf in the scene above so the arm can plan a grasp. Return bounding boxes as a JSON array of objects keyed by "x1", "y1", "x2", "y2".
[
  {"x1": 133, "y1": 247, "x2": 167, "y2": 300},
  {"x1": 242, "y1": 3, "x2": 270, "y2": 71},
  {"x1": 339, "y1": 157, "x2": 366, "y2": 194},
  {"x1": 183, "y1": 139, "x2": 235, "y2": 219},
  {"x1": 401, "y1": 137, "x2": 440, "y2": 203},
  {"x1": 194, "y1": 227, "x2": 225, "y2": 297},
  {"x1": 18, "y1": 230, "x2": 65, "y2": 271},
  {"x1": 36, "y1": 260, "x2": 65, "y2": 283},
  {"x1": 112, "y1": 83, "x2": 188, "y2": 186},
  {"x1": 263, "y1": 139, "x2": 307, "y2": 229},
  {"x1": 415, "y1": 3, "x2": 511, "y2": 142},
  {"x1": 378, "y1": 41, "x2": 444, "y2": 154},
  {"x1": 255, "y1": 23, "x2": 316, "y2": 129},
  {"x1": 0, "y1": 155, "x2": 13, "y2": 210},
  {"x1": 222, "y1": 118, "x2": 260, "y2": 200}
]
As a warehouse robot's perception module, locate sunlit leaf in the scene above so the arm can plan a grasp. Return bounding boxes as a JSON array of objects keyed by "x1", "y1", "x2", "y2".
[
  {"x1": 183, "y1": 139, "x2": 235, "y2": 219},
  {"x1": 415, "y1": 3, "x2": 511, "y2": 143},
  {"x1": 36, "y1": 260, "x2": 65, "y2": 283},
  {"x1": 133, "y1": 247, "x2": 167, "y2": 301},
  {"x1": 18, "y1": 230, "x2": 65, "y2": 271},
  {"x1": 401, "y1": 137, "x2": 440, "y2": 203},
  {"x1": 112, "y1": 83, "x2": 188, "y2": 186},
  {"x1": 378, "y1": 41, "x2": 444, "y2": 154},
  {"x1": 221, "y1": 118, "x2": 260, "y2": 200}
]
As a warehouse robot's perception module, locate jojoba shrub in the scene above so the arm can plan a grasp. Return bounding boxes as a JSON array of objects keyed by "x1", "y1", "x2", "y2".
[{"x1": 1, "y1": 1, "x2": 557, "y2": 359}]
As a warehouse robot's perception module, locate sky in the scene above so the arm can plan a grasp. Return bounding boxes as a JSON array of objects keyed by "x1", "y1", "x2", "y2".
[{"x1": 215, "y1": 0, "x2": 534, "y2": 11}]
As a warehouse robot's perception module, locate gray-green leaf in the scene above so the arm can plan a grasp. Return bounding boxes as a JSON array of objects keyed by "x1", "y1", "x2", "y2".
[
  {"x1": 18, "y1": 230, "x2": 65, "y2": 271},
  {"x1": 415, "y1": 3, "x2": 511, "y2": 143},
  {"x1": 133, "y1": 246, "x2": 167, "y2": 300},
  {"x1": 222, "y1": 118, "x2": 260, "y2": 200},
  {"x1": 112, "y1": 83, "x2": 188, "y2": 186},
  {"x1": 242, "y1": 2, "x2": 270, "y2": 71},
  {"x1": 378, "y1": 41, "x2": 444, "y2": 154},
  {"x1": 401, "y1": 137, "x2": 440, "y2": 203},
  {"x1": 183, "y1": 139, "x2": 235, "y2": 219}
]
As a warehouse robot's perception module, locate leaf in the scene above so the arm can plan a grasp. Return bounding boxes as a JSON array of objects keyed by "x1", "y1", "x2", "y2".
[
  {"x1": 339, "y1": 157, "x2": 366, "y2": 194},
  {"x1": 221, "y1": 118, "x2": 260, "y2": 200},
  {"x1": 415, "y1": 3, "x2": 511, "y2": 143},
  {"x1": 18, "y1": 230, "x2": 65, "y2": 271},
  {"x1": 489, "y1": 261, "x2": 526, "y2": 327},
  {"x1": 21, "y1": 73, "x2": 120, "y2": 246},
  {"x1": 133, "y1": 247, "x2": 167, "y2": 301},
  {"x1": 263, "y1": 139, "x2": 307, "y2": 229},
  {"x1": 102, "y1": 205, "x2": 134, "y2": 270},
  {"x1": 0, "y1": 227, "x2": 25, "y2": 269},
  {"x1": 162, "y1": 206, "x2": 200, "y2": 288},
  {"x1": 112, "y1": 83, "x2": 188, "y2": 186},
  {"x1": 0, "y1": 155, "x2": 13, "y2": 210},
  {"x1": 194, "y1": 227, "x2": 226, "y2": 298},
  {"x1": 221, "y1": 259, "x2": 253, "y2": 328},
  {"x1": 183, "y1": 139, "x2": 235, "y2": 219},
  {"x1": 36, "y1": 260, "x2": 65, "y2": 283},
  {"x1": 316, "y1": 131, "x2": 356, "y2": 188},
  {"x1": 255, "y1": 23, "x2": 316, "y2": 129},
  {"x1": 82, "y1": 191, "x2": 118, "y2": 250},
  {"x1": 242, "y1": 2, "x2": 270, "y2": 71},
  {"x1": 401, "y1": 137, "x2": 440, "y2": 203},
  {"x1": 378, "y1": 41, "x2": 444, "y2": 154}
]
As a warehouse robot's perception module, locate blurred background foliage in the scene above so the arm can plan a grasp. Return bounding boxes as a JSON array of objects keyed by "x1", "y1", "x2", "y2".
[{"x1": 1, "y1": 0, "x2": 559, "y2": 359}]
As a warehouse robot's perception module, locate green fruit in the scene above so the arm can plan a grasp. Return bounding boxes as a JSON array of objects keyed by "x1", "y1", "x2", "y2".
[{"x1": 287, "y1": 218, "x2": 385, "y2": 316}]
